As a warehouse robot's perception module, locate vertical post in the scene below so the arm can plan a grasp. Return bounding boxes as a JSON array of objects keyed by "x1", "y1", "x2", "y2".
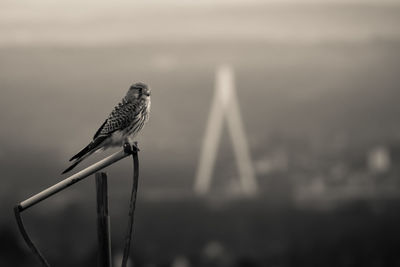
[{"x1": 95, "y1": 172, "x2": 112, "y2": 267}]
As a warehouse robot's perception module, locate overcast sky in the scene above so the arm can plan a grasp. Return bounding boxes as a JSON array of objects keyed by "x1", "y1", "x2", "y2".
[{"x1": 1, "y1": 0, "x2": 400, "y2": 46}]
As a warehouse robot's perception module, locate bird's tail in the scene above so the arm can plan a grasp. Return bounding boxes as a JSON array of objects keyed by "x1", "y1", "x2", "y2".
[
  {"x1": 62, "y1": 136, "x2": 107, "y2": 174},
  {"x1": 61, "y1": 153, "x2": 87, "y2": 174},
  {"x1": 62, "y1": 152, "x2": 93, "y2": 174}
]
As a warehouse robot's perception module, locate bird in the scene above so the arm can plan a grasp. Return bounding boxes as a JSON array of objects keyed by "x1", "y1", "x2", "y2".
[{"x1": 62, "y1": 82, "x2": 151, "y2": 174}]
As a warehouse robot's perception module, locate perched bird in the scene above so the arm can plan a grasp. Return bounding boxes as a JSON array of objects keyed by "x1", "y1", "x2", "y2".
[{"x1": 62, "y1": 82, "x2": 151, "y2": 174}]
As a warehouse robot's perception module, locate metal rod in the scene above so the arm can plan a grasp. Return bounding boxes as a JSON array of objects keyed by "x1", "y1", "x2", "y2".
[
  {"x1": 18, "y1": 147, "x2": 133, "y2": 211},
  {"x1": 14, "y1": 206, "x2": 50, "y2": 267},
  {"x1": 121, "y1": 153, "x2": 139, "y2": 267},
  {"x1": 96, "y1": 173, "x2": 112, "y2": 267}
]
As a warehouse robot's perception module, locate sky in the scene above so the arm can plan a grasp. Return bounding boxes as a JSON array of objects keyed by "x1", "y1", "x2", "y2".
[{"x1": 1, "y1": 0, "x2": 400, "y2": 46}]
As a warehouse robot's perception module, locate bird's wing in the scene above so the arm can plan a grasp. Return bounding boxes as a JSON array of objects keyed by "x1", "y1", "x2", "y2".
[
  {"x1": 63, "y1": 101, "x2": 145, "y2": 174},
  {"x1": 96, "y1": 101, "x2": 139, "y2": 137},
  {"x1": 69, "y1": 101, "x2": 139, "y2": 162},
  {"x1": 93, "y1": 119, "x2": 108, "y2": 140}
]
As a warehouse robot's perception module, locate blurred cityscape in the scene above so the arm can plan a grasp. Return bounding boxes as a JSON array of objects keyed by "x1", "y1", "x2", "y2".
[{"x1": 1, "y1": 0, "x2": 400, "y2": 266}]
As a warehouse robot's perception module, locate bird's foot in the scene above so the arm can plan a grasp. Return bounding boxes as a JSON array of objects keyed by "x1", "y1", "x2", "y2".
[{"x1": 123, "y1": 142, "x2": 140, "y2": 154}]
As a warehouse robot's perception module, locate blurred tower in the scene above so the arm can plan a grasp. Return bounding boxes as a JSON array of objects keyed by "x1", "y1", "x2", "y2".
[{"x1": 194, "y1": 65, "x2": 257, "y2": 196}]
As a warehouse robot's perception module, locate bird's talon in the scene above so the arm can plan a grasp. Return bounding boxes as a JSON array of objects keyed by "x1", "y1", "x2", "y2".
[{"x1": 124, "y1": 142, "x2": 140, "y2": 153}]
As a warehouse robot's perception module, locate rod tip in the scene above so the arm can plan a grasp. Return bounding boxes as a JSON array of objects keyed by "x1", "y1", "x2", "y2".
[{"x1": 14, "y1": 204, "x2": 23, "y2": 213}]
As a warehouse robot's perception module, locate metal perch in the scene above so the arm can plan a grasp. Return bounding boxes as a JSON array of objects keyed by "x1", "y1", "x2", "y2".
[{"x1": 14, "y1": 143, "x2": 140, "y2": 266}]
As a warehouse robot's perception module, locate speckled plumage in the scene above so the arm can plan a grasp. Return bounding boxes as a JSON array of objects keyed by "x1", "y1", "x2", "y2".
[
  {"x1": 96, "y1": 97, "x2": 150, "y2": 145},
  {"x1": 62, "y1": 83, "x2": 151, "y2": 174}
]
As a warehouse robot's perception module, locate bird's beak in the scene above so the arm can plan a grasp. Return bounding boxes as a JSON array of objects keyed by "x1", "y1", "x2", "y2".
[{"x1": 144, "y1": 91, "x2": 151, "y2": 96}]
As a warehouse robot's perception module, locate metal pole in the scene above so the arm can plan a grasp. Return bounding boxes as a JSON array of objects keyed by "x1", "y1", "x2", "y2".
[
  {"x1": 18, "y1": 147, "x2": 133, "y2": 211},
  {"x1": 96, "y1": 172, "x2": 112, "y2": 267},
  {"x1": 121, "y1": 153, "x2": 139, "y2": 267}
]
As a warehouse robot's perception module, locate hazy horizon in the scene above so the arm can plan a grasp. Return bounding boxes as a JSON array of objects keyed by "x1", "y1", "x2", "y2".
[{"x1": 1, "y1": 1, "x2": 400, "y2": 46}]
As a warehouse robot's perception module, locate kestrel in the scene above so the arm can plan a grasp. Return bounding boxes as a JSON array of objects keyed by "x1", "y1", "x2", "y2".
[{"x1": 62, "y1": 82, "x2": 151, "y2": 174}]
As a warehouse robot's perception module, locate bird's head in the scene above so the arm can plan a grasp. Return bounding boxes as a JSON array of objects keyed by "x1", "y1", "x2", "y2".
[{"x1": 126, "y1": 82, "x2": 151, "y2": 101}]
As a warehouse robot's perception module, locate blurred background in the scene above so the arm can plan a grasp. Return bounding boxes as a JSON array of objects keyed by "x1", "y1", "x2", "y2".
[{"x1": 1, "y1": 0, "x2": 400, "y2": 266}]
